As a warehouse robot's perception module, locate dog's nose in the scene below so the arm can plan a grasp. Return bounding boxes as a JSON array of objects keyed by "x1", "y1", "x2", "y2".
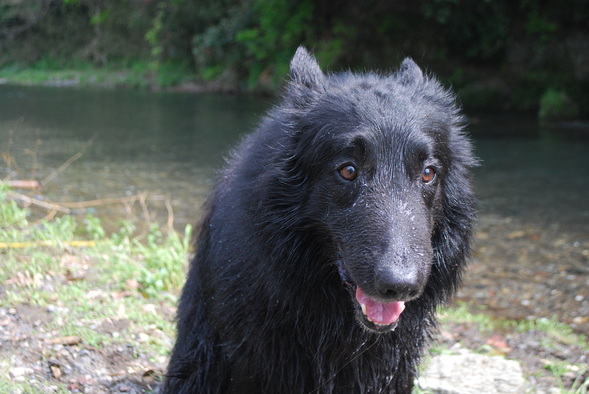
[{"x1": 374, "y1": 270, "x2": 423, "y2": 301}]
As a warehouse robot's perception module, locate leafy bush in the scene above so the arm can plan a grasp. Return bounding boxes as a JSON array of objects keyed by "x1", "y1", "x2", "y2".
[
  {"x1": 235, "y1": 0, "x2": 314, "y2": 89},
  {"x1": 539, "y1": 88, "x2": 579, "y2": 121}
]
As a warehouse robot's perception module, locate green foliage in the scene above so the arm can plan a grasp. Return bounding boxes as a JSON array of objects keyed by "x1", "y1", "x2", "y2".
[
  {"x1": 421, "y1": 0, "x2": 508, "y2": 61},
  {"x1": 36, "y1": 215, "x2": 77, "y2": 242},
  {"x1": 437, "y1": 303, "x2": 498, "y2": 332},
  {"x1": 520, "y1": 0, "x2": 558, "y2": 41},
  {"x1": 135, "y1": 223, "x2": 191, "y2": 298},
  {"x1": 30, "y1": 56, "x2": 66, "y2": 71},
  {"x1": 313, "y1": 19, "x2": 356, "y2": 68},
  {"x1": 0, "y1": 184, "x2": 190, "y2": 298},
  {"x1": 145, "y1": 8, "x2": 165, "y2": 61},
  {"x1": 90, "y1": 9, "x2": 110, "y2": 26},
  {"x1": 84, "y1": 214, "x2": 106, "y2": 240},
  {"x1": 0, "y1": 193, "x2": 189, "y2": 389},
  {"x1": 111, "y1": 220, "x2": 136, "y2": 245},
  {"x1": 157, "y1": 60, "x2": 194, "y2": 87},
  {"x1": 0, "y1": 187, "x2": 28, "y2": 230},
  {"x1": 1, "y1": 0, "x2": 588, "y2": 108},
  {"x1": 539, "y1": 88, "x2": 580, "y2": 122},
  {"x1": 458, "y1": 85, "x2": 507, "y2": 111},
  {"x1": 189, "y1": 4, "x2": 249, "y2": 86},
  {"x1": 439, "y1": 303, "x2": 589, "y2": 350},
  {"x1": 235, "y1": 0, "x2": 313, "y2": 89},
  {"x1": 0, "y1": 376, "x2": 69, "y2": 394},
  {"x1": 545, "y1": 362, "x2": 589, "y2": 394},
  {"x1": 515, "y1": 316, "x2": 588, "y2": 348}
]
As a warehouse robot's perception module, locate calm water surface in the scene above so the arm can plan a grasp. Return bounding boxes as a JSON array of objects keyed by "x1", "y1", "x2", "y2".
[
  {"x1": 0, "y1": 85, "x2": 269, "y2": 230},
  {"x1": 1, "y1": 84, "x2": 589, "y2": 331},
  {"x1": 1, "y1": 85, "x2": 587, "y2": 235}
]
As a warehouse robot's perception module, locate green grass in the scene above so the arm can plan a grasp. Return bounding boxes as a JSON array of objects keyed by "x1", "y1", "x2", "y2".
[
  {"x1": 0, "y1": 375, "x2": 70, "y2": 394},
  {"x1": 0, "y1": 57, "x2": 201, "y2": 90},
  {"x1": 435, "y1": 302, "x2": 589, "y2": 393},
  {"x1": 2, "y1": 183, "x2": 588, "y2": 392},
  {"x1": 0, "y1": 185, "x2": 189, "y2": 295},
  {"x1": 516, "y1": 317, "x2": 588, "y2": 349},
  {"x1": 0, "y1": 183, "x2": 188, "y2": 390},
  {"x1": 545, "y1": 362, "x2": 589, "y2": 394},
  {"x1": 438, "y1": 302, "x2": 588, "y2": 350},
  {"x1": 0, "y1": 60, "x2": 164, "y2": 89},
  {"x1": 437, "y1": 302, "x2": 499, "y2": 332}
]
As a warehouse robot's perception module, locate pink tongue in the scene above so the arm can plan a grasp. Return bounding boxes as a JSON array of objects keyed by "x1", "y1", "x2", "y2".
[{"x1": 356, "y1": 288, "x2": 405, "y2": 325}]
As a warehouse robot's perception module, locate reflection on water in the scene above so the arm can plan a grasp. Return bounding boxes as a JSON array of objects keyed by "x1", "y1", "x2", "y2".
[
  {"x1": 462, "y1": 114, "x2": 589, "y2": 333},
  {"x1": 1, "y1": 84, "x2": 588, "y2": 332},
  {"x1": 1, "y1": 85, "x2": 587, "y2": 235},
  {"x1": 472, "y1": 114, "x2": 589, "y2": 238},
  {"x1": 0, "y1": 85, "x2": 270, "y2": 230}
]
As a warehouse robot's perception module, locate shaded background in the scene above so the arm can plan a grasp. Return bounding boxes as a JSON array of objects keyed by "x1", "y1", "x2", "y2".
[{"x1": 1, "y1": 0, "x2": 589, "y2": 119}]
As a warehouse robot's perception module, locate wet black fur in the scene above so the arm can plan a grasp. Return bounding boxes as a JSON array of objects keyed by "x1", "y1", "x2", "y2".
[{"x1": 164, "y1": 47, "x2": 476, "y2": 393}]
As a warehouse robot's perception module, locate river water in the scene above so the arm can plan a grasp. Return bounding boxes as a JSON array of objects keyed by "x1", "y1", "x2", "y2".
[{"x1": 1, "y1": 85, "x2": 588, "y2": 333}]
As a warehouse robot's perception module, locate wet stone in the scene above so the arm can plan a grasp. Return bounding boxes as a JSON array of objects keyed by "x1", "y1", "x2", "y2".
[{"x1": 419, "y1": 350, "x2": 526, "y2": 394}]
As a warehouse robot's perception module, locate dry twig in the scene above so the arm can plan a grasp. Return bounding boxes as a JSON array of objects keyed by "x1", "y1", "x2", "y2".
[
  {"x1": 41, "y1": 136, "x2": 95, "y2": 187},
  {"x1": 5, "y1": 191, "x2": 176, "y2": 233},
  {"x1": 6, "y1": 180, "x2": 41, "y2": 189},
  {"x1": 7, "y1": 191, "x2": 71, "y2": 213}
]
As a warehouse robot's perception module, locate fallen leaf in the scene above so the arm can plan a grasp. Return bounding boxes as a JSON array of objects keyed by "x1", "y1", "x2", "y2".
[
  {"x1": 126, "y1": 278, "x2": 140, "y2": 289},
  {"x1": 486, "y1": 334, "x2": 511, "y2": 354},
  {"x1": 65, "y1": 268, "x2": 86, "y2": 281}
]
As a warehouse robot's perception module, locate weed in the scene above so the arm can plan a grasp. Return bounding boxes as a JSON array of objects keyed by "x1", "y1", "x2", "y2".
[
  {"x1": 111, "y1": 220, "x2": 136, "y2": 245},
  {"x1": 438, "y1": 303, "x2": 589, "y2": 352},
  {"x1": 437, "y1": 302, "x2": 497, "y2": 332},
  {"x1": 516, "y1": 317, "x2": 588, "y2": 348},
  {"x1": 83, "y1": 214, "x2": 106, "y2": 240},
  {"x1": 2, "y1": 184, "x2": 587, "y2": 391},
  {"x1": 545, "y1": 362, "x2": 589, "y2": 394},
  {"x1": 0, "y1": 199, "x2": 27, "y2": 229},
  {"x1": 0, "y1": 60, "x2": 160, "y2": 89},
  {"x1": 0, "y1": 183, "x2": 190, "y2": 389}
]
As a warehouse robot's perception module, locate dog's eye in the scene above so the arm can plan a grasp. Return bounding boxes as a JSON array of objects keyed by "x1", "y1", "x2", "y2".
[
  {"x1": 338, "y1": 164, "x2": 358, "y2": 181},
  {"x1": 421, "y1": 167, "x2": 436, "y2": 183}
]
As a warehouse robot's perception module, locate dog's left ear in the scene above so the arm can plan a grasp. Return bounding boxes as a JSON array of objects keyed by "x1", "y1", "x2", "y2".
[
  {"x1": 289, "y1": 47, "x2": 327, "y2": 93},
  {"x1": 397, "y1": 58, "x2": 424, "y2": 86}
]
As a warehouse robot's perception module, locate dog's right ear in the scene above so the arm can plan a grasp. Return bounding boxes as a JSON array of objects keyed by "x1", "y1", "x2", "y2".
[
  {"x1": 396, "y1": 58, "x2": 424, "y2": 86},
  {"x1": 289, "y1": 47, "x2": 326, "y2": 94}
]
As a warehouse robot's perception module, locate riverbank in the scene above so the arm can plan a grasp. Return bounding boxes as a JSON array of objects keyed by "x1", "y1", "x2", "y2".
[
  {"x1": 0, "y1": 63, "x2": 180, "y2": 91},
  {"x1": 2, "y1": 62, "x2": 589, "y2": 122},
  {"x1": 1, "y1": 186, "x2": 588, "y2": 392},
  {"x1": 0, "y1": 64, "x2": 272, "y2": 97}
]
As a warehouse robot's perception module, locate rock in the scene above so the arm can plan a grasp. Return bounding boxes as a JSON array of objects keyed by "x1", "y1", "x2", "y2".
[
  {"x1": 418, "y1": 350, "x2": 526, "y2": 394},
  {"x1": 50, "y1": 364, "x2": 62, "y2": 379},
  {"x1": 9, "y1": 366, "x2": 34, "y2": 381}
]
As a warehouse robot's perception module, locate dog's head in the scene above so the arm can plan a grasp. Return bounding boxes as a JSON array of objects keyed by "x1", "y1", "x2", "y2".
[{"x1": 266, "y1": 47, "x2": 476, "y2": 333}]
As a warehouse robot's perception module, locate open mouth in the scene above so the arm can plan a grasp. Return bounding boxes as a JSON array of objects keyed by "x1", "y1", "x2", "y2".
[
  {"x1": 338, "y1": 260, "x2": 406, "y2": 333},
  {"x1": 355, "y1": 287, "x2": 405, "y2": 332}
]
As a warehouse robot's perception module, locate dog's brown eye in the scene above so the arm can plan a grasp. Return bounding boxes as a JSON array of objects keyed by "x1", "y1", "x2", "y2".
[
  {"x1": 421, "y1": 167, "x2": 435, "y2": 183},
  {"x1": 339, "y1": 165, "x2": 358, "y2": 181}
]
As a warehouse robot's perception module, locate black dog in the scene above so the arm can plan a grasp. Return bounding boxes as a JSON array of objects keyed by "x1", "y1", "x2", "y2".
[{"x1": 164, "y1": 47, "x2": 476, "y2": 393}]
